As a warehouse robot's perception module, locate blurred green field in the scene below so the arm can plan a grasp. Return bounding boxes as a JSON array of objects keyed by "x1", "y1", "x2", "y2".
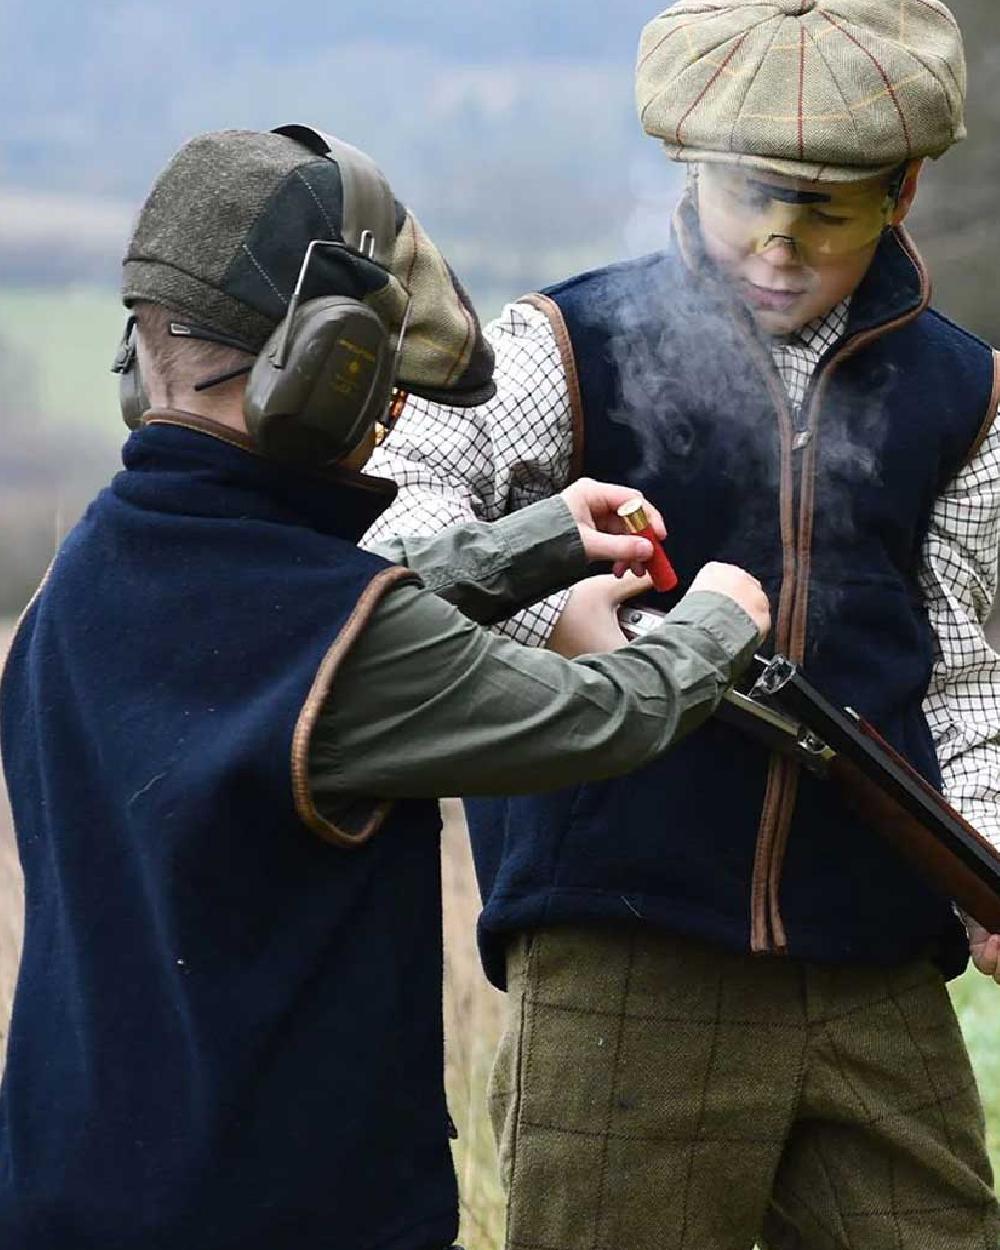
[
  {"x1": 951, "y1": 969, "x2": 1000, "y2": 1167},
  {"x1": 0, "y1": 287, "x2": 122, "y2": 445}
]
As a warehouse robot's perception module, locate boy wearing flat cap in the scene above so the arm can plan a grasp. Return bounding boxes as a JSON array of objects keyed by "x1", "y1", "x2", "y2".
[
  {"x1": 368, "y1": 2, "x2": 1000, "y2": 1246},
  {"x1": 0, "y1": 126, "x2": 770, "y2": 1249}
]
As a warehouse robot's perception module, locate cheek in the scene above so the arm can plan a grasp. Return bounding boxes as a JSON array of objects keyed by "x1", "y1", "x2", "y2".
[
  {"x1": 811, "y1": 246, "x2": 878, "y2": 305},
  {"x1": 698, "y1": 213, "x2": 749, "y2": 274}
]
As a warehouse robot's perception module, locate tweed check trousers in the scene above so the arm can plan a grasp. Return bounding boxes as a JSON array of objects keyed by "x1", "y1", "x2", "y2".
[{"x1": 488, "y1": 926, "x2": 999, "y2": 1250}]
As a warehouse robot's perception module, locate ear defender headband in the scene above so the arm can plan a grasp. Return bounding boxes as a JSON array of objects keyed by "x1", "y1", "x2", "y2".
[{"x1": 112, "y1": 124, "x2": 409, "y2": 467}]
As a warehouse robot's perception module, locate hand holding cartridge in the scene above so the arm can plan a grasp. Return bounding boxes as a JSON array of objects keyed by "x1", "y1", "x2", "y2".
[{"x1": 559, "y1": 478, "x2": 667, "y2": 567}]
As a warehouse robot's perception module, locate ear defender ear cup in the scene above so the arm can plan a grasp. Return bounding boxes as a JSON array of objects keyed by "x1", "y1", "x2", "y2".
[
  {"x1": 243, "y1": 296, "x2": 393, "y2": 465},
  {"x1": 240, "y1": 125, "x2": 401, "y2": 467},
  {"x1": 111, "y1": 317, "x2": 151, "y2": 431},
  {"x1": 119, "y1": 356, "x2": 151, "y2": 432}
]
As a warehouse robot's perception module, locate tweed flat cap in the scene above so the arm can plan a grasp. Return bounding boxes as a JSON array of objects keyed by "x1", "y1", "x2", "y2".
[
  {"x1": 122, "y1": 128, "x2": 494, "y2": 407},
  {"x1": 637, "y1": 0, "x2": 967, "y2": 182}
]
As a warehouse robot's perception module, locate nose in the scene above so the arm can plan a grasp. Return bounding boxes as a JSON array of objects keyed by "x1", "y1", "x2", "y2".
[{"x1": 759, "y1": 233, "x2": 802, "y2": 268}]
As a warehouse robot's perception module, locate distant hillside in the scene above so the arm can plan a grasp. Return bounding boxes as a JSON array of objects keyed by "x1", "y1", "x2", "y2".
[
  {"x1": 0, "y1": 0, "x2": 660, "y2": 205},
  {"x1": 2, "y1": 0, "x2": 996, "y2": 340}
]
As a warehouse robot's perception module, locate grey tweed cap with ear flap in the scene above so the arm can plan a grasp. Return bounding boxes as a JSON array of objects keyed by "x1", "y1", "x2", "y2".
[
  {"x1": 636, "y1": 0, "x2": 967, "y2": 182},
  {"x1": 121, "y1": 127, "x2": 494, "y2": 406}
]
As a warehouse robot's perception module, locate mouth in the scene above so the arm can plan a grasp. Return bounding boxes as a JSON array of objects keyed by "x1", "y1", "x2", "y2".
[{"x1": 741, "y1": 282, "x2": 807, "y2": 314}]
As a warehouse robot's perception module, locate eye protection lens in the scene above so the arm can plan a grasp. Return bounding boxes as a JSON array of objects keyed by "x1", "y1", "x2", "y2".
[{"x1": 700, "y1": 166, "x2": 896, "y2": 265}]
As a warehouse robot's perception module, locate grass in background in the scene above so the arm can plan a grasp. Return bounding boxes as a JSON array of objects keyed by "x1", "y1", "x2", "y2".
[
  {"x1": 0, "y1": 287, "x2": 122, "y2": 447},
  {"x1": 441, "y1": 802, "x2": 507, "y2": 1247},
  {"x1": 951, "y1": 970, "x2": 1000, "y2": 1166}
]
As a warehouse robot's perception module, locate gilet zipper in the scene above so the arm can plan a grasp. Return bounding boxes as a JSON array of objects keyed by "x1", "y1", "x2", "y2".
[{"x1": 745, "y1": 264, "x2": 931, "y2": 953}]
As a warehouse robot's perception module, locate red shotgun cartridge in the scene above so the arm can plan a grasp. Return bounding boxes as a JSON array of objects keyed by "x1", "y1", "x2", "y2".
[{"x1": 617, "y1": 498, "x2": 679, "y2": 593}]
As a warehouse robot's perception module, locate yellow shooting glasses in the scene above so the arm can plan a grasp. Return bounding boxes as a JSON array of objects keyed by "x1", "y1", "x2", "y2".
[{"x1": 699, "y1": 164, "x2": 902, "y2": 267}]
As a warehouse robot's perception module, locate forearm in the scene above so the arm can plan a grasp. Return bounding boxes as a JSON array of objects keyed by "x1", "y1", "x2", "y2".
[
  {"x1": 367, "y1": 497, "x2": 586, "y2": 625},
  {"x1": 308, "y1": 588, "x2": 758, "y2": 804},
  {"x1": 495, "y1": 590, "x2": 572, "y2": 648}
]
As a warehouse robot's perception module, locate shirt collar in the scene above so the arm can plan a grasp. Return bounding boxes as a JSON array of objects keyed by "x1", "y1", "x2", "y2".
[{"x1": 773, "y1": 300, "x2": 850, "y2": 355}]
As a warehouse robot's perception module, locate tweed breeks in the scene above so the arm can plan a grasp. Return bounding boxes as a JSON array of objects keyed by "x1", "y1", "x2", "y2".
[{"x1": 489, "y1": 925, "x2": 998, "y2": 1250}]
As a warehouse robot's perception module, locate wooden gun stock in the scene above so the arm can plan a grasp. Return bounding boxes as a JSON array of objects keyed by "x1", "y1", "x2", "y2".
[{"x1": 828, "y1": 751, "x2": 1000, "y2": 932}]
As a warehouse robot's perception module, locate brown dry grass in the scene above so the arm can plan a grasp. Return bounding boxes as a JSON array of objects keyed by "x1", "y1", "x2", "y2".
[{"x1": 441, "y1": 800, "x2": 507, "y2": 1248}]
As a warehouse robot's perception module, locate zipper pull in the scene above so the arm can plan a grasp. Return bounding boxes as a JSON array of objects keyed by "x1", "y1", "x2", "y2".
[{"x1": 793, "y1": 430, "x2": 812, "y2": 451}]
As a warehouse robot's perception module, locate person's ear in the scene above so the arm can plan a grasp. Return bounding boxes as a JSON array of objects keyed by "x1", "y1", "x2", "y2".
[{"x1": 891, "y1": 159, "x2": 924, "y2": 226}]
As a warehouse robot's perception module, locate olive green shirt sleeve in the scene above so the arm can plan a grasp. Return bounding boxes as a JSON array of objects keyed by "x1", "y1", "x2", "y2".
[
  {"x1": 308, "y1": 583, "x2": 759, "y2": 806},
  {"x1": 364, "y1": 495, "x2": 587, "y2": 623}
]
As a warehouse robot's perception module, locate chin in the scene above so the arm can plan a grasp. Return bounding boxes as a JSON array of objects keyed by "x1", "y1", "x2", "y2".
[{"x1": 751, "y1": 306, "x2": 806, "y2": 336}]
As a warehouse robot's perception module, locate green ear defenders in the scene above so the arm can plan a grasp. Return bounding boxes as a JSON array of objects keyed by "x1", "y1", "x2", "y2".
[
  {"x1": 111, "y1": 315, "x2": 148, "y2": 433},
  {"x1": 111, "y1": 315, "x2": 254, "y2": 433},
  {"x1": 244, "y1": 125, "x2": 404, "y2": 465},
  {"x1": 112, "y1": 123, "x2": 407, "y2": 467}
]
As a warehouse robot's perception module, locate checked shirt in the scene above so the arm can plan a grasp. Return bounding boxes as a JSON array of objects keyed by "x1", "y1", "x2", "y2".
[{"x1": 366, "y1": 299, "x2": 1000, "y2": 848}]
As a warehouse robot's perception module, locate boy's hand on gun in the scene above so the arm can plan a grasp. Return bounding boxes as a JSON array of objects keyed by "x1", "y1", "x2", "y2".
[
  {"x1": 548, "y1": 572, "x2": 657, "y2": 658},
  {"x1": 689, "y1": 562, "x2": 771, "y2": 640},
  {"x1": 966, "y1": 917, "x2": 1000, "y2": 986}
]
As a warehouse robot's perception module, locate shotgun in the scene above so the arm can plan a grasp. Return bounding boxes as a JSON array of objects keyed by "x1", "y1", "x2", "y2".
[{"x1": 619, "y1": 605, "x2": 1000, "y2": 932}]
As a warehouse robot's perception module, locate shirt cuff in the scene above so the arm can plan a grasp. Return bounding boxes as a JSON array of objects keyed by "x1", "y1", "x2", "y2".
[
  {"x1": 485, "y1": 496, "x2": 587, "y2": 604},
  {"x1": 662, "y1": 590, "x2": 762, "y2": 676}
]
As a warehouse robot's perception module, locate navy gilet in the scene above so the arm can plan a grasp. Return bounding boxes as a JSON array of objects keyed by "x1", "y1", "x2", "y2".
[
  {"x1": 466, "y1": 228, "x2": 996, "y2": 987},
  {"x1": 0, "y1": 421, "x2": 455, "y2": 1250}
]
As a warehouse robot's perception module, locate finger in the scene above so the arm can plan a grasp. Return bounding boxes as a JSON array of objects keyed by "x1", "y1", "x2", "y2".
[
  {"x1": 972, "y1": 933, "x2": 1000, "y2": 979},
  {"x1": 986, "y1": 934, "x2": 1000, "y2": 977},
  {"x1": 636, "y1": 499, "x2": 667, "y2": 541},
  {"x1": 585, "y1": 532, "x2": 654, "y2": 565},
  {"x1": 965, "y1": 917, "x2": 987, "y2": 942},
  {"x1": 609, "y1": 571, "x2": 655, "y2": 604},
  {"x1": 582, "y1": 484, "x2": 668, "y2": 539},
  {"x1": 613, "y1": 561, "x2": 627, "y2": 579}
]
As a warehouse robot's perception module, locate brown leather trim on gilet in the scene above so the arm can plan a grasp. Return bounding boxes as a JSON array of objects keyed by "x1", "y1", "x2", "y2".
[
  {"x1": 291, "y1": 565, "x2": 420, "y2": 848},
  {"x1": 727, "y1": 331, "x2": 800, "y2": 954},
  {"x1": 670, "y1": 194, "x2": 804, "y2": 953},
  {"x1": 762, "y1": 226, "x2": 933, "y2": 952},
  {"x1": 142, "y1": 409, "x2": 399, "y2": 503},
  {"x1": 964, "y1": 350, "x2": 1000, "y2": 468},
  {"x1": 518, "y1": 293, "x2": 586, "y2": 482},
  {"x1": 142, "y1": 409, "x2": 261, "y2": 456}
]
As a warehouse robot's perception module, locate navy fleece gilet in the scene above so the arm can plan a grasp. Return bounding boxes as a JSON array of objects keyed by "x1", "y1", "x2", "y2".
[
  {"x1": 466, "y1": 231, "x2": 996, "y2": 987},
  {"x1": 0, "y1": 423, "x2": 455, "y2": 1250}
]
